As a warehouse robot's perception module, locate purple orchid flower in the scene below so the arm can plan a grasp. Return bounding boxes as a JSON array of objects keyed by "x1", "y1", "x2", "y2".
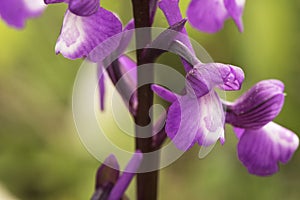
[
  {"x1": 159, "y1": 0, "x2": 245, "y2": 34},
  {"x1": 225, "y1": 80, "x2": 299, "y2": 176},
  {"x1": 187, "y1": 0, "x2": 246, "y2": 33},
  {"x1": 44, "y1": 0, "x2": 122, "y2": 60},
  {"x1": 91, "y1": 151, "x2": 143, "y2": 200},
  {"x1": 0, "y1": 0, "x2": 46, "y2": 29},
  {"x1": 152, "y1": 62, "x2": 244, "y2": 150}
]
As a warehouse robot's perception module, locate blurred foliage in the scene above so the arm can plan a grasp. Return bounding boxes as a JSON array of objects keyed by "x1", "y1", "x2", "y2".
[{"x1": 0, "y1": 0, "x2": 300, "y2": 199}]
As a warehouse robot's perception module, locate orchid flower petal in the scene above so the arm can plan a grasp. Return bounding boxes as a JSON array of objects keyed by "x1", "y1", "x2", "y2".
[
  {"x1": 237, "y1": 122, "x2": 299, "y2": 176},
  {"x1": 187, "y1": 0, "x2": 229, "y2": 33},
  {"x1": 197, "y1": 91, "x2": 225, "y2": 147},
  {"x1": 186, "y1": 63, "x2": 244, "y2": 98},
  {"x1": 68, "y1": 0, "x2": 99, "y2": 16},
  {"x1": 165, "y1": 91, "x2": 225, "y2": 151},
  {"x1": 224, "y1": 0, "x2": 246, "y2": 32},
  {"x1": 166, "y1": 95, "x2": 200, "y2": 150},
  {"x1": 55, "y1": 8, "x2": 122, "y2": 60},
  {"x1": 0, "y1": 0, "x2": 46, "y2": 28},
  {"x1": 226, "y1": 80, "x2": 285, "y2": 129},
  {"x1": 152, "y1": 84, "x2": 178, "y2": 103}
]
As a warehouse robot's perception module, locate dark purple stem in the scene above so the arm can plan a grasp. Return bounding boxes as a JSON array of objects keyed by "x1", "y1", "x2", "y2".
[{"x1": 131, "y1": 0, "x2": 158, "y2": 199}]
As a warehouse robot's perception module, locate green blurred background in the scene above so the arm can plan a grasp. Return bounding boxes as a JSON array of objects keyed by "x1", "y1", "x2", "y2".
[{"x1": 1, "y1": 0, "x2": 300, "y2": 199}]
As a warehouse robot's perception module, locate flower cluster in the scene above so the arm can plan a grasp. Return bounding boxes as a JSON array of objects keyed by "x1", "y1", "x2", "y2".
[
  {"x1": 154, "y1": 0, "x2": 298, "y2": 176},
  {"x1": 1, "y1": 0, "x2": 298, "y2": 198}
]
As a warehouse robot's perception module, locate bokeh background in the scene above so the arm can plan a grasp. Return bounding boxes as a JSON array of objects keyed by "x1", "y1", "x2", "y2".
[{"x1": 1, "y1": 0, "x2": 300, "y2": 199}]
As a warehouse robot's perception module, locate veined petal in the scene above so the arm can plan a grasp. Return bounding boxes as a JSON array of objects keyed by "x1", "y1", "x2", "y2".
[
  {"x1": 226, "y1": 80, "x2": 285, "y2": 129},
  {"x1": 237, "y1": 122, "x2": 299, "y2": 176},
  {"x1": 0, "y1": 0, "x2": 46, "y2": 29},
  {"x1": 68, "y1": 0, "x2": 99, "y2": 16},
  {"x1": 224, "y1": 0, "x2": 246, "y2": 32},
  {"x1": 187, "y1": 0, "x2": 229, "y2": 33},
  {"x1": 186, "y1": 63, "x2": 244, "y2": 98},
  {"x1": 55, "y1": 8, "x2": 122, "y2": 60}
]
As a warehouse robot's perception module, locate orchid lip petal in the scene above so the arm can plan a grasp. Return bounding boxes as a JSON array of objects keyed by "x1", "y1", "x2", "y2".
[{"x1": 237, "y1": 122, "x2": 299, "y2": 176}]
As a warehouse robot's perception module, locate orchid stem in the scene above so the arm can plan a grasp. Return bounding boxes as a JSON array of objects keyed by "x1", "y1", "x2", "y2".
[{"x1": 131, "y1": 0, "x2": 158, "y2": 199}]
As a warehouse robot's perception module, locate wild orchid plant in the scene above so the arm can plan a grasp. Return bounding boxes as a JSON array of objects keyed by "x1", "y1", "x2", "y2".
[{"x1": 1, "y1": 0, "x2": 298, "y2": 200}]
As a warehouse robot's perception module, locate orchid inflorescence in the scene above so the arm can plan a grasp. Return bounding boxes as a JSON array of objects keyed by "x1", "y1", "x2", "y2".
[{"x1": 1, "y1": 0, "x2": 298, "y2": 199}]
